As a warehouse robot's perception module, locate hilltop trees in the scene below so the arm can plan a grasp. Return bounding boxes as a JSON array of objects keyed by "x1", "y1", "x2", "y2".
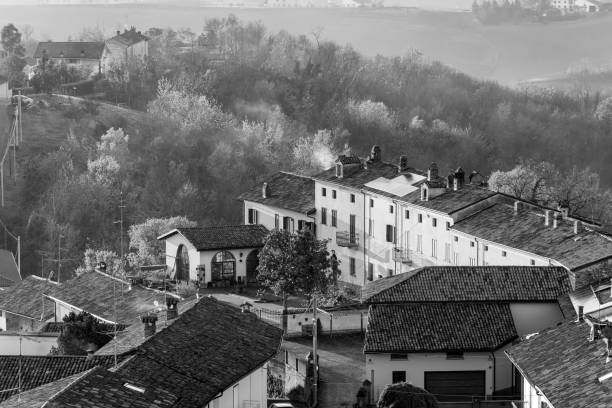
[{"x1": 0, "y1": 23, "x2": 26, "y2": 87}]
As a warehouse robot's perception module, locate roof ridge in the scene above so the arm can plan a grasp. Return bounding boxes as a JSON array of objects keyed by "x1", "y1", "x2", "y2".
[
  {"x1": 42, "y1": 367, "x2": 98, "y2": 407},
  {"x1": 279, "y1": 170, "x2": 312, "y2": 179}
]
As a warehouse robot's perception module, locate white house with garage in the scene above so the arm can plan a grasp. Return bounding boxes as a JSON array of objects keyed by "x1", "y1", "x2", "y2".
[
  {"x1": 158, "y1": 225, "x2": 269, "y2": 287},
  {"x1": 363, "y1": 266, "x2": 573, "y2": 403}
]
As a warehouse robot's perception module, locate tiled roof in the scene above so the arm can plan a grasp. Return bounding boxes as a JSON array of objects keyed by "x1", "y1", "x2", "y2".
[
  {"x1": 452, "y1": 203, "x2": 612, "y2": 270},
  {"x1": 336, "y1": 155, "x2": 362, "y2": 165},
  {"x1": 0, "y1": 371, "x2": 89, "y2": 408},
  {"x1": 95, "y1": 298, "x2": 199, "y2": 356},
  {"x1": 33, "y1": 42, "x2": 105, "y2": 59},
  {"x1": 401, "y1": 184, "x2": 497, "y2": 214},
  {"x1": 238, "y1": 171, "x2": 315, "y2": 214},
  {"x1": 116, "y1": 297, "x2": 283, "y2": 407},
  {"x1": 46, "y1": 271, "x2": 168, "y2": 324},
  {"x1": 314, "y1": 160, "x2": 401, "y2": 190},
  {"x1": 363, "y1": 266, "x2": 571, "y2": 304},
  {"x1": 159, "y1": 225, "x2": 269, "y2": 251},
  {"x1": 0, "y1": 276, "x2": 55, "y2": 320},
  {"x1": 0, "y1": 355, "x2": 121, "y2": 402},
  {"x1": 506, "y1": 319, "x2": 612, "y2": 408},
  {"x1": 0, "y1": 250, "x2": 20, "y2": 287},
  {"x1": 39, "y1": 321, "x2": 128, "y2": 334},
  {"x1": 108, "y1": 29, "x2": 149, "y2": 47},
  {"x1": 364, "y1": 303, "x2": 518, "y2": 353}
]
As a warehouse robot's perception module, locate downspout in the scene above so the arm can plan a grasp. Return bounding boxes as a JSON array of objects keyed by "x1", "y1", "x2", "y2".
[
  {"x1": 491, "y1": 351, "x2": 496, "y2": 397},
  {"x1": 394, "y1": 200, "x2": 399, "y2": 275},
  {"x1": 363, "y1": 191, "x2": 367, "y2": 286}
]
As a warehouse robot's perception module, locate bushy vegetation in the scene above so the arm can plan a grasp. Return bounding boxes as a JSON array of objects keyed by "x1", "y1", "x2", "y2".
[{"x1": 4, "y1": 15, "x2": 612, "y2": 279}]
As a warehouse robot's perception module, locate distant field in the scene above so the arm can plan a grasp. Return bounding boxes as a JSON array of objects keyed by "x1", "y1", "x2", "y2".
[{"x1": 1, "y1": 5, "x2": 612, "y2": 85}]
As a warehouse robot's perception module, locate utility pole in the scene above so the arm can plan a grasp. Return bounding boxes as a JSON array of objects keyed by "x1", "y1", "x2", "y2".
[
  {"x1": 57, "y1": 234, "x2": 63, "y2": 283},
  {"x1": 312, "y1": 295, "x2": 318, "y2": 408}
]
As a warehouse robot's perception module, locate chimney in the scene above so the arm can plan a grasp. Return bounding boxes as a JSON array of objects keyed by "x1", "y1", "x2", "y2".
[
  {"x1": 574, "y1": 220, "x2": 583, "y2": 235},
  {"x1": 544, "y1": 210, "x2": 551, "y2": 227},
  {"x1": 262, "y1": 182, "x2": 270, "y2": 199},
  {"x1": 578, "y1": 305, "x2": 584, "y2": 322},
  {"x1": 427, "y1": 162, "x2": 439, "y2": 182},
  {"x1": 240, "y1": 301, "x2": 253, "y2": 313},
  {"x1": 85, "y1": 343, "x2": 98, "y2": 360},
  {"x1": 166, "y1": 298, "x2": 178, "y2": 320},
  {"x1": 398, "y1": 155, "x2": 409, "y2": 173},
  {"x1": 369, "y1": 145, "x2": 381, "y2": 163},
  {"x1": 513, "y1": 200, "x2": 521, "y2": 214},
  {"x1": 117, "y1": 30, "x2": 121, "y2": 35},
  {"x1": 558, "y1": 202, "x2": 570, "y2": 219},
  {"x1": 553, "y1": 213, "x2": 559, "y2": 229},
  {"x1": 141, "y1": 314, "x2": 158, "y2": 338},
  {"x1": 138, "y1": 31, "x2": 142, "y2": 35},
  {"x1": 453, "y1": 167, "x2": 465, "y2": 191}
]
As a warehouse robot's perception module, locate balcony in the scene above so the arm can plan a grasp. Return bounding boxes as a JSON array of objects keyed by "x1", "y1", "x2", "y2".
[
  {"x1": 392, "y1": 248, "x2": 412, "y2": 264},
  {"x1": 336, "y1": 231, "x2": 359, "y2": 248}
]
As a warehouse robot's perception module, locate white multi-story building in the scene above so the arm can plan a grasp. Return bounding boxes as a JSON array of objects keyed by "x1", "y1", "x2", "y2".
[{"x1": 240, "y1": 145, "x2": 612, "y2": 289}]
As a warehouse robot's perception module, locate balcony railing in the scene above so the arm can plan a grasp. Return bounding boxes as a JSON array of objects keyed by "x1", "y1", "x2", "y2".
[
  {"x1": 392, "y1": 248, "x2": 412, "y2": 264},
  {"x1": 336, "y1": 231, "x2": 359, "y2": 248}
]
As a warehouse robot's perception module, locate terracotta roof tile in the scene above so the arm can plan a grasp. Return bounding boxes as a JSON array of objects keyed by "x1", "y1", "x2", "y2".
[
  {"x1": 238, "y1": 172, "x2": 315, "y2": 214},
  {"x1": 0, "y1": 371, "x2": 89, "y2": 408},
  {"x1": 363, "y1": 266, "x2": 571, "y2": 304},
  {"x1": 452, "y1": 203, "x2": 612, "y2": 270},
  {"x1": 506, "y1": 319, "x2": 612, "y2": 408},
  {"x1": 160, "y1": 225, "x2": 269, "y2": 251},
  {"x1": 0, "y1": 250, "x2": 20, "y2": 287},
  {"x1": 0, "y1": 276, "x2": 55, "y2": 321},
  {"x1": 365, "y1": 303, "x2": 518, "y2": 353},
  {"x1": 108, "y1": 29, "x2": 149, "y2": 47},
  {"x1": 400, "y1": 184, "x2": 497, "y2": 214},
  {"x1": 314, "y1": 160, "x2": 400, "y2": 190}
]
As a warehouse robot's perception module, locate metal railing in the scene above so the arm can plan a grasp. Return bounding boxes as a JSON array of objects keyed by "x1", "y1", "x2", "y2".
[
  {"x1": 336, "y1": 231, "x2": 359, "y2": 248},
  {"x1": 392, "y1": 248, "x2": 412, "y2": 264}
]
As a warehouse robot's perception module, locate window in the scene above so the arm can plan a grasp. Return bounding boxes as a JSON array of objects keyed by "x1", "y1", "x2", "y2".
[
  {"x1": 392, "y1": 371, "x2": 406, "y2": 384},
  {"x1": 285, "y1": 350, "x2": 289, "y2": 363},
  {"x1": 431, "y1": 239, "x2": 437, "y2": 258},
  {"x1": 454, "y1": 236, "x2": 458, "y2": 242},
  {"x1": 444, "y1": 243, "x2": 451, "y2": 263},
  {"x1": 350, "y1": 194, "x2": 355, "y2": 203},
  {"x1": 417, "y1": 234, "x2": 423, "y2": 253},
  {"x1": 530, "y1": 259, "x2": 536, "y2": 266},
  {"x1": 502, "y1": 250, "x2": 507, "y2": 257},
  {"x1": 275, "y1": 214, "x2": 279, "y2": 230},
  {"x1": 432, "y1": 218, "x2": 437, "y2": 227},
  {"x1": 388, "y1": 268, "x2": 393, "y2": 277},
  {"x1": 446, "y1": 351, "x2": 464, "y2": 360},
  {"x1": 386, "y1": 225, "x2": 395, "y2": 243},
  {"x1": 418, "y1": 214, "x2": 423, "y2": 223},
  {"x1": 484, "y1": 245, "x2": 489, "y2": 251},
  {"x1": 331, "y1": 210, "x2": 337, "y2": 227},
  {"x1": 368, "y1": 219, "x2": 374, "y2": 237},
  {"x1": 470, "y1": 241, "x2": 475, "y2": 247},
  {"x1": 211, "y1": 251, "x2": 236, "y2": 282},
  {"x1": 283, "y1": 216, "x2": 295, "y2": 232},
  {"x1": 247, "y1": 208, "x2": 258, "y2": 224},
  {"x1": 349, "y1": 257, "x2": 356, "y2": 276},
  {"x1": 405, "y1": 210, "x2": 410, "y2": 219},
  {"x1": 322, "y1": 187, "x2": 327, "y2": 197},
  {"x1": 321, "y1": 207, "x2": 327, "y2": 225},
  {"x1": 332, "y1": 190, "x2": 337, "y2": 199},
  {"x1": 175, "y1": 245, "x2": 190, "y2": 282},
  {"x1": 389, "y1": 205, "x2": 394, "y2": 214},
  {"x1": 469, "y1": 257, "x2": 476, "y2": 266},
  {"x1": 370, "y1": 199, "x2": 374, "y2": 208},
  {"x1": 367, "y1": 263, "x2": 374, "y2": 281},
  {"x1": 390, "y1": 353, "x2": 408, "y2": 360},
  {"x1": 446, "y1": 221, "x2": 451, "y2": 230},
  {"x1": 453, "y1": 252, "x2": 459, "y2": 265}
]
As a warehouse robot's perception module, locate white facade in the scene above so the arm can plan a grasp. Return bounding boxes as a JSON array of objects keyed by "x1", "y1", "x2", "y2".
[
  {"x1": 521, "y1": 376, "x2": 554, "y2": 408},
  {"x1": 206, "y1": 365, "x2": 269, "y2": 408},
  {"x1": 0, "y1": 332, "x2": 58, "y2": 355},
  {"x1": 163, "y1": 232, "x2": 261, "y2": 286},
  {"x1": 243, "y1": 200, "x2": 313, "y2": 233},
  {"x1": 0, "y1": 81, "x2": 9, "y2": 99}
]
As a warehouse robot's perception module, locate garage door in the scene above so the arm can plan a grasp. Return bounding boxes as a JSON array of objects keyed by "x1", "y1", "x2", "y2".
[{"x1": 424, "y1": 371, "x2": 485, "y2": 401}]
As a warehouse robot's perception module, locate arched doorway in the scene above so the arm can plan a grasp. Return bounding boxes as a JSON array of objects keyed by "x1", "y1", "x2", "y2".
[
  {"x1": 211, "y1": 251, "x2": 236, "y2": 283},
  {"x1": 175, "y1": 245, "x2": 190, "y2": 282},
  {"x1": 246, "y1": 250, "x2": 259, "y2": 286}
]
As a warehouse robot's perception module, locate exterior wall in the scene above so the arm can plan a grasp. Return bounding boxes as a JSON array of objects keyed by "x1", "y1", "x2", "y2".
[
  {"x1": 521, "y1": 377, "x2": 553, "y2": 408},
  {"x1": 0, "y1": 332, "x2": 58, "y2": 355},
  {"x1": 164, "y1": 233, "x2": 200, "y2": 282},
  {"x1": 366, "y1": 352, "x2": 495, "y2": 400},
  {"x1": 510, "y1": 303, "x2": 564, "y2": 336},
  {"x1": 127, "y1": 40, "x2": 148, "y2": 60},
  {"x1": 243, "y1": 200, "x2": 312, "y2": 233},
  {"x1": 1, "y1": 310, "x2": 53, "y2": 332},
  {"x1": 39, "y1": 58, "x2": 101, "y2": 77},
  {"x1": 102, "y1": 40, "x2": 148, "y2": 73},
  {"x1": 285, "y1": 308, "x2": 367, "y2": 336},
  {"x1": 0, "y1": 82, "x2": 9, "y2": 99},
  {"x1": 198, "y1": 247, "x2": 260, "y2": 285},
  {"x1": 207, "y1": 365, "x2": 268, "y2": 408},
  {"x1": 364, "y1": 192, "x2": 399, "y2": 280},
  {"x1": 315, "y1": 180, "x2": 365, "y2": 288}
]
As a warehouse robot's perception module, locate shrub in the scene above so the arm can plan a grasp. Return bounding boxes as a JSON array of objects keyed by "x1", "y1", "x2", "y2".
[{"x1": 175, "y1": 281, "x2": 198, "y2": 298}]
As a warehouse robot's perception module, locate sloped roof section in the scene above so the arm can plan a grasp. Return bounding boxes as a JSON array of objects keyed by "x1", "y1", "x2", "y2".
[
  {"x1": 0, "y1": 250, "x2": 20, "y2": 287},
  {"x1": 365, "y1": 303, "x2": 518, "y2": 353},
  {"x1": 506, "y1": 319, "x2": 612, "y2": 408},
  {"x1": 314, "y1": 160, "x2": 401, "y2": 190},
  {"x1": 117, "y1": 297, "x2": 283, "y2": 408},
  {"x1": 363, "y1": 266, "x2": 571, "y2": 304},
  {"x1": 46, "y1": 271, "x2": 167, "y2": 324},
  {"x1": 108, "y1": 28, "x2": 149, "y2": 47},
  {"x1": 0, "y1": 355, "x2": 121, "y2": 402},
  {"x1": 159, "y1": 225, "x2": 269, "y2": 251},
  {"x1": 453, "y1": 203, "x2": 612, "y2": 270},
  {"x1": 400, "y1": 184, "x2": 497, "y2": 214},
  {"x1": 0, "y1": 371, "x2": 89, "y2": 408},
  {"x1": 0, "y1": 275, "x2": 55, "y2": 320},
  {"x1": 238, "y1": 171, "x2": 315, "y2": 215},
  {"x1": 33, "y1": 42, "x2": 105, "y2": 59}
]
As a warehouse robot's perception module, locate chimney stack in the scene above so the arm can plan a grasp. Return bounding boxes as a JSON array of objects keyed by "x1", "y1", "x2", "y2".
[
  {"x1": 513, "y1": 200, "x2": 521, "y2": 214},
  {"x1": 574, "y1": 220, "x2": 582, "y2": 235},
  {"x1": 85, "y1": 343, "x2": 98, "y2": 360},
  {"x1": 166, "y1": 298, "x2": 178, "y2": 320},
  {"x1": 453, "y1": 167, "x2": 465, "y2": 191},
  {"x1": 558, "y1": 202, "x2": 570, "y2": 219},
  {"x1": 553, "y1": 213, "x2": 559, "y2": 229},
  {"x1": 398, "y1": 155, "x2": 409, "y2": 173},
  {"x1": 262, "y1": 182, "x2": 270, "y2": 199},
  {"x1": 544, "y1": 210, "x2": 551, "y2": 226},
  {"x1": 578, "y1": 305, "x2": 584, "y2": 322},
  {"x1": 427, "y1": 162, "x2": 439, "y2": 182},
  {"x1": 117, "y1": 30, "x2": 121, "y2": 35},
  {"x1": 141, "y1": 314, "x2": 158, "y2": 338},
  {"x1": 369, "y1": 145, "x2": 381, "y2": 163}
]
